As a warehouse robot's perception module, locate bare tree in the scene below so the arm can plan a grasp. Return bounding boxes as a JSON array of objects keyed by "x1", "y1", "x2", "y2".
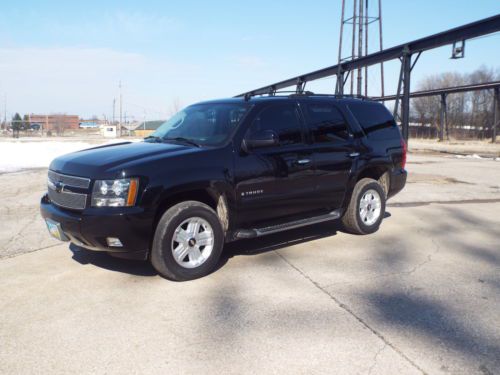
[
  {"x1": 53, "y1": 115, "x2": 65, "y2": 136},
  {"x1": 168, "y1": 98, "x2": 182, "y2": 118},
  {"x1": 412, "y1": 66, "x2": 499, "y2": 140}
]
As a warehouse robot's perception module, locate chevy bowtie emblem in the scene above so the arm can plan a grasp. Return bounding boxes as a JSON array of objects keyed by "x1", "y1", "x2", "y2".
[{"x1": 55, "y1": 181, "x2": 65, "y2": 193}]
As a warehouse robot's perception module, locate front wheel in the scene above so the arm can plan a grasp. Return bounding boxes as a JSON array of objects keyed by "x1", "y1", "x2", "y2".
[
  {"x1": 151, "y1": 201, "x2": 224, "y2": 281},
  {"x1": 341, "y1": 178, "x2": 386, "y2": 235}
]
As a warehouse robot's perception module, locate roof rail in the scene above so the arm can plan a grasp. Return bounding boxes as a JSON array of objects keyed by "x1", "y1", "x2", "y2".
[{"x1": 242, "y1": 90, "x2": 371, "y2": 101}]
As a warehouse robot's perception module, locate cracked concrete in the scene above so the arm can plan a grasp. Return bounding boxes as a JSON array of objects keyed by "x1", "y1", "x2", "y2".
[{"x1": 0, "y1": 153, "x2": 499, "y2": 374}]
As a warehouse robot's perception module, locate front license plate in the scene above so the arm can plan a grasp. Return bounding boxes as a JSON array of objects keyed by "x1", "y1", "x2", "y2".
[{"x1": 45, "y1": 219, "x2": 69, "y2": 242}]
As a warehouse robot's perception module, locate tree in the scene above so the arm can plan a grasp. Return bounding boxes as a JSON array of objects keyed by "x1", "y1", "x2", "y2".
[
  {"x1": 412, "y1": 66, "x2": 499, "y2": 140},
  {"x1": 22, "y1": 114, "x2": 30, "y2": 131},
  {"x1": 168, "y1": 97, "x2": 182, "y2": 118},
  {"x1": 53, "y1": 115, "x2": 65, "y2": 135},
  {"x1": 12, "y1": 113, "x2": 22, "y2": 138}
]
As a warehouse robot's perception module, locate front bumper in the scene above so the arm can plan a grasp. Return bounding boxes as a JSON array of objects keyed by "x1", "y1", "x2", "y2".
[
  {"x1": 40, "y1": 194, "x2": 153, "y2": 260},
  {"x1": 388, "y1": 168, "x2": 407, "y2": 198}
]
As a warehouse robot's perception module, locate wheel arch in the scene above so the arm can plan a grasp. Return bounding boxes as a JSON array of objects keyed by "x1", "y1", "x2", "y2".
[
  {"x1": 342, "y1": 163, "x2": 391, "y2": 212},
  {"x1": 152, "y1": 186, "x2": 231, "y2": 242},
  {"x1": 355, "y1": 164, "x2": 391, "y2": 196}
]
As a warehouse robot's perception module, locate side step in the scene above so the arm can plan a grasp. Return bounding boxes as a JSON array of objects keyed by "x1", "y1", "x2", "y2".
[{"x1": 234, "y1": 210, "x2": 341, "y2": 239}]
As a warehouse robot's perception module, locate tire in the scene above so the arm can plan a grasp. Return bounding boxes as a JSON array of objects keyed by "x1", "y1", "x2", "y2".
[
  {"x1": 151, "y1": 201, "x2": 224, "y2": 281},
  {"x1": 341, "y1": 178, "x2": 386, "y2": 235}
]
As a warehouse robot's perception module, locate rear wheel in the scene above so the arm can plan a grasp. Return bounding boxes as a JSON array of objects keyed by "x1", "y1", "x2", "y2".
[
  {"x1": 341, "y1": 178, "x2": 386, "y2": 235},
  {"x1": 151, "y1": 201, "x2": 224, "y2": 281}
]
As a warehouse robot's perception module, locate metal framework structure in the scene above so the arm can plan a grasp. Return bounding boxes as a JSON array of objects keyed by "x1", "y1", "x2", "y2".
[
  {"x1": 372, "y1": 81, "x2": 500, "y2": 142},
  {"x1": 337, "y1": 0, "x2": 384, "y2": 97},
  {"x1": 236, "y1": 14, "x2": 500, "y2": 143}
]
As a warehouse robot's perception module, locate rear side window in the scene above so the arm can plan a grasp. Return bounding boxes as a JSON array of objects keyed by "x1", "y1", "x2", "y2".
[
  {"x1": 303, "y1": 103, "x2": 349, "y2": 143},
  {"x1": 348, "y1": 102, "x2": 399, "y2": 140},
  {"x1": 248, "y1": 104, "x2": 303, "y2": 145}
]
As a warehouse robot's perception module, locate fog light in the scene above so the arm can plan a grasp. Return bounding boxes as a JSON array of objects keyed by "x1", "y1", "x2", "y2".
[{"x1": 106, "y1": 237, "x2": 123, "y2": 247}]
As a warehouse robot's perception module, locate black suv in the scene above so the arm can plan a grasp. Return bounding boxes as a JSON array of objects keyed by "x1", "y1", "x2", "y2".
[{"x1": 40, "y1": 94, "x2": 407, "y2": 280}]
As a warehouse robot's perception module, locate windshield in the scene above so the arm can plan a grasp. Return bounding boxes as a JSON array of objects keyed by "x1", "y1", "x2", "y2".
[{"x1": 147, "y1": 102, "x2": 250, "y2": 146}]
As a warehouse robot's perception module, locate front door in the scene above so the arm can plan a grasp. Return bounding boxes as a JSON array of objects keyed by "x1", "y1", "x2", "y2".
[{"x1": 234, "y1": 102, "x2": 317, "y2": 227}]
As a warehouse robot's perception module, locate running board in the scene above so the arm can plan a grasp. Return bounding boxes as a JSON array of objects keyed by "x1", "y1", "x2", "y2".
[{"x1": 234, "y1": 210, "x2": 341, "y2": 239}]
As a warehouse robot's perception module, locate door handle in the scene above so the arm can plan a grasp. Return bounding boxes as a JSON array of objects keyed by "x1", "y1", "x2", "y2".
[
  {"x1": 348, "y1": 152, "x2": 360, "y2": 158},
  {"x1": 296, "y1": 159, "x2": 311, "y2": 165}
]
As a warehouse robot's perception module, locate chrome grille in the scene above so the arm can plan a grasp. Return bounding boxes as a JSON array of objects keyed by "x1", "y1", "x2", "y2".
[
  {"x1": 48, "y1": 170, "x2": 90, "y2": 189},
  {"x1": 48, "y1": 171, "x2": 90, "y2": 210}
]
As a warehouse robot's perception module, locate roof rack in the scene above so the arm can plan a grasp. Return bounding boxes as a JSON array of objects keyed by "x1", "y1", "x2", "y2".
[{"x1": 243, "y1": 90, "x2": 371, "y2": 101}]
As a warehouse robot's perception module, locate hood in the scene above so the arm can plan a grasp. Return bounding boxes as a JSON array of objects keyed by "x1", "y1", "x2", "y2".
[{"x1": 49, "y1": 141, "x2": 200, "y2": 178}]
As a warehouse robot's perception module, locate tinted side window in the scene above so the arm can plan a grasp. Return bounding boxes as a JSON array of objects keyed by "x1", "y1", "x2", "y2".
[
  {"x1": 348, "y1": 102, "x2": 396, "y2": 134},
  {"x1": 248, "y1": 104, "x2": 302, "y2": 145},
  {"x1": 304, "y1": 103, "x2": 350, "y2": 143}
]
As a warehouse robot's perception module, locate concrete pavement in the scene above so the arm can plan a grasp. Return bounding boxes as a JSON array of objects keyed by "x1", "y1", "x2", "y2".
[{"x1": 1, "y1": 152, "x2": 499, "y2": 374}]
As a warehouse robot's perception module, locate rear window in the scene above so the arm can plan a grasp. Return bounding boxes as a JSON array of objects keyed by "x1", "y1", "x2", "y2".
[
  {"x1": 303, "y1": 103, "x2": 349, "y2": 143},
  {"x1": 348, "y1": 102, "x2": 399, "y2": 139}
]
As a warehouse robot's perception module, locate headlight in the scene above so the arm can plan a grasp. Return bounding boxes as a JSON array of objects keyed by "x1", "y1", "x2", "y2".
[{"x1": 91, "y1": 178, "x2": 138, "y2": 207}]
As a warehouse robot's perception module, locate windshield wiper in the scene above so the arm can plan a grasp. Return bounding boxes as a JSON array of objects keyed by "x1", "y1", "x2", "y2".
[
  {"x1": 144, "y1": 135, "x2": 162, "y2": 142},
  {"x1": 163, "y1": 137, "x2": 201, "y2": 148}
]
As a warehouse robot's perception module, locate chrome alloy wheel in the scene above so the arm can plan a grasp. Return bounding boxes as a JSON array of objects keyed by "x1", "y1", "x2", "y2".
[
  {"x1": 359, "y1": 189, "x2": 382, "y2": 226},
  {"x1": 171, "y1": 217, "x2": 214, "y2": 269}
]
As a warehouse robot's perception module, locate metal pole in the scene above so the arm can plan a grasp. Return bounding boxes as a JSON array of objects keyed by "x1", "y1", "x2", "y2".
[
  {"x1": 350, "y1": 0, "x2": 357, "y2": 95},
  {"x1": 338, "y1": 0, "x2": 345, "y2": 66},
  {"x1": 338, "y1": 71, "x2": 345, "y2": 95},
  {"x1": 119, "y1": 81, "x2": 122, "y2": 138},
  {"x1": 337, "y1": 0, "x2": 346, "y2": 94},
  {"x1": 357, "y1": 0, "x2": 364, "y2": 96},
  {"x1": 393, "y1": 57, "x2": 405, "y2": 119},
  {"x1": 378, "y1": 0, "x2": 385, "y2": 97},
  {"x1": 2, "y1": 95, "x2": 4, "y2": 127},
  {"x1": 439, "y1": 93, "x2": 447, "y2": 141},
  {"x1": 401, "y1": 53, "x2": 411, "y2": 142},
  {"x1": 493, "y1": 87, "x2": 499, "y2": 143},
  {"x1": 364, "y1": 0, "x2": 369, "y2": 96}
]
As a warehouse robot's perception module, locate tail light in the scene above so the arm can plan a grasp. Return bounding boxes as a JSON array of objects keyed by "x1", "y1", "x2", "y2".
[{"x1": 401, "y1": 139, "x2": 407, "y2": 169}]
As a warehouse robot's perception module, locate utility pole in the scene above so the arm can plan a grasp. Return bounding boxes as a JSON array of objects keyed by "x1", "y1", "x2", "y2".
[
  {"x1": 3, "y1": 94, "x2": 6, "y2": 130},
  {"x1": 112, "y1": 98, "x2": 116, "y2": 125},
  {"x1": 119, "y1": 81, "x2": 123, "y2": 138}
]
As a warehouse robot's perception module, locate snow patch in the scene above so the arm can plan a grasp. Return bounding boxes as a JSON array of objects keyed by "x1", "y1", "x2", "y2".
[{"x1": 0, "y1": 139, "x2": 137, "y2": 173}]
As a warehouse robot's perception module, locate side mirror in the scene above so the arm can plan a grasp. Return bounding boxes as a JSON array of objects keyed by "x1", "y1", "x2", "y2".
[{"x1": 243, "y1": 130, "x2": 278, "y2": 151}]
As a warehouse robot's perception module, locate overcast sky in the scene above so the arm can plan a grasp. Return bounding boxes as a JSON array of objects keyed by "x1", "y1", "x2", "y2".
[{"x1": 0, "y1": 0, "x2": 499, "y2": 120}]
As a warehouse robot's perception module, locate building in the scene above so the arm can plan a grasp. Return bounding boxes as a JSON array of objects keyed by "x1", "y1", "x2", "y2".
[
  {"x1": 134, "y1": 120, "x2": 165, "y2": 138},
  {"x1": 29, "y1": 114, "x2": 79, "y2": 132},
  {"x1": 79, "y1": 119, "x2": 104, "y2": 128},
  {"x1": 101, "y1": 125, "x2": 117, "y2": 138}
]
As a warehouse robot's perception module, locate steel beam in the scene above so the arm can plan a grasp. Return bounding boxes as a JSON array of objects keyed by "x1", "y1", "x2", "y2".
[
  {"x1": 439, "y1": 94, "x2": 447, "y2": 141},
  {"x1": 236, "y1": 15, "x2": 500, "y2": 97},
  {"x1": 493, "y1": 87, "x2": 499, "y2": 143},
  {"x1": 373, "y1": 81, "x2": 500, "y2": 101},
  {"x1": 401, "y1": 53, "x2": 412, "y2": 142}
]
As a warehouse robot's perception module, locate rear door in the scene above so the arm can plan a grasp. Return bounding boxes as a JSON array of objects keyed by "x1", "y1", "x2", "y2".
[
  {"x1": 300, "y1": 100, "x2": 358, "y2": 210},
  {"x1": 234, "y1": 102, "x2": 317, "y2": 226}
]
